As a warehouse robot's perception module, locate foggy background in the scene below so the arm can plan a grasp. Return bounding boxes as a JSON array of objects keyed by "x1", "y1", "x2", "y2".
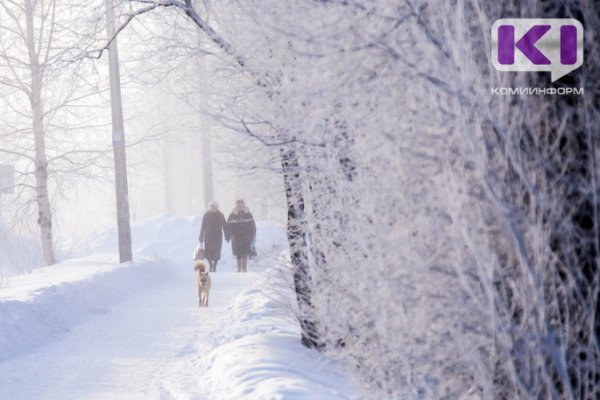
[
  {"x1": 1, "y1": 1, "x2": 598, "y2": 398},
  {"x1": 0, "y1": 8, "x2": 287, "y2": 260}
]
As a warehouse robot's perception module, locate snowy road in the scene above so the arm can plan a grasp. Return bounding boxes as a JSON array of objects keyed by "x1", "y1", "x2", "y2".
[
  {"x1": 0, "y1": 263, "x2": 254, "y2": 400},
  {"x1": 0, "y1": 218, "x2": 357, "y2": 400}
]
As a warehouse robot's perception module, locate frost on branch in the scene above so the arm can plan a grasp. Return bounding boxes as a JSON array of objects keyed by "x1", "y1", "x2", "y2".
[{"x1": 166, "y1": 0, "x2": 600, "y2": 397}]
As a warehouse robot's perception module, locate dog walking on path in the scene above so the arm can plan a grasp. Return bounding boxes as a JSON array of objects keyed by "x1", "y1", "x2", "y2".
[{"x1": 194, "y1": 261, "x2": 212, "y2": 307}]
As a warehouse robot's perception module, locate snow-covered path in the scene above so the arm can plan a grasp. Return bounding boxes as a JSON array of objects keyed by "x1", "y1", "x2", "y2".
[
  {"x1": 0, "y1": 217, "x2": 358, "y2": 400},
  {"x1": 0, "y1": 263, "x2": 253, "y2": 400}
]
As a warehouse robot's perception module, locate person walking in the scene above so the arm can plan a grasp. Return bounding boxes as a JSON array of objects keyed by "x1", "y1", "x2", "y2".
[
  {"x1": 199, "y1": 200, "x2": 227, "y2": 272},
  {"x1": 226, "y1": 199, "x2": 256, "y2": 273}
]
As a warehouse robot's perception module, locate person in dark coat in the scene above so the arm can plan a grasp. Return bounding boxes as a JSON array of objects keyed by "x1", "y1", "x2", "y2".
[
  {"x1": 225, "y1": 199, "x2": 256, "y2": 273},
  {"x1": 199, "y1": 200, "x2": 227, "y2": 272}
]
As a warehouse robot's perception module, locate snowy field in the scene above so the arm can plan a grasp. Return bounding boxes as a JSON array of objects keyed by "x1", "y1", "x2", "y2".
[{"x1": 0, "y1": 215, "x2": 358, "y2": 399}]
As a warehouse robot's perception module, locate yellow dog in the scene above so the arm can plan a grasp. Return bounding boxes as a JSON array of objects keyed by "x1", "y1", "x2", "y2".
[{"x1": 194, "y1": 261, "x2": 212, "y2": 307}]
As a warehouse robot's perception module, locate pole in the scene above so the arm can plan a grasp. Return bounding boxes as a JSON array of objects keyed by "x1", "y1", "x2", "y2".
[
  {"x1": 105, "y1": 0, "x2": 132, "y2": 263},
  {"x1": 202, "y1": 130, "x2": 214, "y2": 207},
  {"x1": 196, "y1": 37, "x2": 214, "y2": 208}
]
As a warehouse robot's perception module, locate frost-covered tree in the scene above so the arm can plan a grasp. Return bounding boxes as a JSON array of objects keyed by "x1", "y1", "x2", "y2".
[
  {"x1": 114, "y1": 0, "x2": 600, "y2": 397},
  {"x1": 0, "y1": 0, "x2": 109, "y2": 266}
]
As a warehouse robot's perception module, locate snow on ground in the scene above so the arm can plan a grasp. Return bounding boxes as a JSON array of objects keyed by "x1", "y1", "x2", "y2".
[
  {"x1": 161, "y1": 262, "x2": 359, "y2": 400},
  {"x1": 0, "y1": 215, "x2": 359, "y2": 399}
]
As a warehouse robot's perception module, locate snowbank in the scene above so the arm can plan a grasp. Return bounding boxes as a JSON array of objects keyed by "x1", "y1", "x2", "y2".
[
  {"x1": 0, "y1": 215, "x2": 358, "y2": 399},
  {"x1": 192, "y1": 265, "x2": 360, "y2": 399},
  {"x1": 0, "y1": 256, "x2": 172, "y2": 363}
]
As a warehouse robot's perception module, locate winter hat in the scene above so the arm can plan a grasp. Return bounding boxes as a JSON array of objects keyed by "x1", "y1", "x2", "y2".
[{"x1": 234, "y1": 199, "x2": 249, "y2": 214}]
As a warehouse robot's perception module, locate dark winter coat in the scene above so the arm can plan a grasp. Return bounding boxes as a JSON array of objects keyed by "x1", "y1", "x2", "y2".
[
  {"x1": 226, "y1": 208, "x2": 256, "y2": 257},
  {"x1": 199, "y1": 210, "x2": 227, "y2": 261}
]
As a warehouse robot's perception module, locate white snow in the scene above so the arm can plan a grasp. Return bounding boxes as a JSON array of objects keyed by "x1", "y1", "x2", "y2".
[
  {"x1": 0, "y1": 215, "x2": 358, "y2": 399},
  {"x1": 0, "y1": 222, "x2": 41, "y2": 279}
]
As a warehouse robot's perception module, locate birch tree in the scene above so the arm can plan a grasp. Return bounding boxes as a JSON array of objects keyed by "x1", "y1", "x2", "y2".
[
  {"x1": 111, "y1": 0, "x2": 600, "y2": 397},
  {"x1": 0, "y1": 0, "x2": 108, "y2": 266}
]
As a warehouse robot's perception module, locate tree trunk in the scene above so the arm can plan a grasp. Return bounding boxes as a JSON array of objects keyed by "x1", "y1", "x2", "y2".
[
  {"x1": 281, "y1": 148, "x2": 321, "y2": 349},
  {"x1": 25, "y1": 0, "x2": 54, "y2": 266},
  {"x1": 163, "y1": 141, "x2": 175, "y2": 213},
  {"x1": 196, "y1": 38, "x2": 214, "y2": 208},
  {"x1": 202, "y1": 129, "x2": 214, "y2": 207}
]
